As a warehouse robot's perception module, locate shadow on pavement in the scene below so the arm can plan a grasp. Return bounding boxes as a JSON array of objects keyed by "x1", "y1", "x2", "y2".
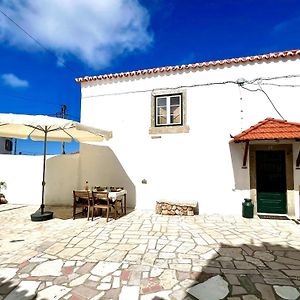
[
  {"x1": 179, "y1": 241, "x2": 300, "y2": 300},
  {"x1": 0, "y1": 276, "x2": 45, "y2": 299}
]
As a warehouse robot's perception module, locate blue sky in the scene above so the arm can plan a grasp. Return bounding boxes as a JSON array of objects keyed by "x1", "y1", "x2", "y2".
[{"x1": 0, "y1": 0, "x2": 299, "y2": 154}]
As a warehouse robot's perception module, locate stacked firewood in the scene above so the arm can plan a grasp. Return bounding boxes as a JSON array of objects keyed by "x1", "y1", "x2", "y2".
[{"x1": 156, "y1": 202, "x2": 195, "y2": 216}]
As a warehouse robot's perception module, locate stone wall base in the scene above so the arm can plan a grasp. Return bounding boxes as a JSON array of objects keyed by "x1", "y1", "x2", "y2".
[{"x1": 156, "y1": 201, "x2": 196, "y2": 216}]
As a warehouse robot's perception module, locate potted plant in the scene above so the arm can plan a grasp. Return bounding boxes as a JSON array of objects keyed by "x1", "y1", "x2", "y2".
[{"x1": 0, "y1": 181, "x2": 7, "y2": 204}]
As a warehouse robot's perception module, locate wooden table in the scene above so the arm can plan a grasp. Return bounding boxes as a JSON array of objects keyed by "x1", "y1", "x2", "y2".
[
  {"x1": 105, "y1": 189, "x2": 127, "y2": 215},
  {"x1": 92, "y1": 189, "x2": 127, "y2": 216}
]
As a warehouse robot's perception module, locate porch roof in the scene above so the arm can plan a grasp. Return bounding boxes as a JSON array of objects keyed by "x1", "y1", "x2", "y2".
[{"x1": 232, "y1": 118, "x2": 300, "y2": 142}]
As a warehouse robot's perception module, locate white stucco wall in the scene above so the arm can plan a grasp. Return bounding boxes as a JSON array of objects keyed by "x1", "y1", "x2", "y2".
[
  {"x1": 79, "y1": 58, "x2": 300, "y2": 216},
  {"x1": 0, "y1": 153, "x2": 80, "y2": 206},
  {"x1": 45, "y1": 153, "x2": 80, "y2": 206},
  {"x1": 293, "y1": 143, "x2": 300, "y2": 217},
  {"x1": 78, "y1": 144, "x2": 136, "y2": 208},
  {"x1": 0, "y1": 154, "x2": 44, "y2": 205}
]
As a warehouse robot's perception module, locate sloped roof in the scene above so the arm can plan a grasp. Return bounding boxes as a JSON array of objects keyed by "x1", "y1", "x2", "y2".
[
  {"x1": 232, "y1": 118, "x2": 300, "y2": 142},
  {"x1": 76, "y1": 49, "x2": 300, "y2": 83}
]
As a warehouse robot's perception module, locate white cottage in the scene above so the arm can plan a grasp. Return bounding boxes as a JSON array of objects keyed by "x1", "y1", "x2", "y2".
[{"x1": 76, "y1": 49, "x2": 300, "y2": 218}]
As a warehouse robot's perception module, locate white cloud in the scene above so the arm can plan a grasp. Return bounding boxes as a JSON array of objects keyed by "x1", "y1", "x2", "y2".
[
  {"x1": 271, "y1": 16, "x2": 300, "y2": 47},
  {"x1": 272, "y1": 15, "x2": 300, "y2": 37},
  {"x1": 0, "y1": 0, "x2": 153, "y2": 69},
  {"x1": 2, "y1": 73, "x2": 29, "y2": 88},
  {"x1": 273, "y1": 15, "x2": 300, "y2": 33}
]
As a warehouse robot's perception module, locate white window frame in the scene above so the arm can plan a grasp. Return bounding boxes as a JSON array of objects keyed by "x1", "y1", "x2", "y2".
[{"x1": 155, "y1": 94, "x2": 182, "y2": 127}]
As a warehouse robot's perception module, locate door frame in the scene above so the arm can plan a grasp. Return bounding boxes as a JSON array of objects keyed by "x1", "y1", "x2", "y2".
[{"x1": 249, "y1": 143, "x2": 294, "y2": 215}]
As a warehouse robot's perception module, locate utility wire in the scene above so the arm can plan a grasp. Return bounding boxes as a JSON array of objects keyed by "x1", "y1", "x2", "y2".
[
  {"x1": 79, "y1": 71, "x2": 293, "y2": 121},
  {"x1": 241, "y1": 84, "x2": 285, "y2": 120},
  {"x1": 81, "y1": 73, "x2": 300, "y2": 99},
  {"x1": 82, "y1": 80, "x2": 238, "y2": 98},
  {"x1": 0, "y1": 8, "x2": 78, "y2": 75},
  {"x1": 260, "y1": 83, "x2": 300, "y2": 87},
  {"x1": 257, "y1": 82, "x2": 285, "y2": 120},
  {"x1": 250, "y1": 74, "x2": 300, "y2": 82},
  {"x1": 240, "y1": 86, "x2": 261, "y2": 93}
]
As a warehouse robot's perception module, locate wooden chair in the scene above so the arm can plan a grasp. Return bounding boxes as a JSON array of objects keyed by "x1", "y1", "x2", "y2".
[
  {"x1": 91, "y1": 191, "x2": 116, "y2": 222},
  {"x1": 73, "y1": 190, "x2": 92, "y2": 220}
]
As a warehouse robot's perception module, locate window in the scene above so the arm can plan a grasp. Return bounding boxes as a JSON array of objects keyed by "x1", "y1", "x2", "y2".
[
  {"x1": 155, "y1": 94, "x2": 182, "y2": 126},
  {"x1": 149, "y1": 89, "x2": 189, "y2": 135}
]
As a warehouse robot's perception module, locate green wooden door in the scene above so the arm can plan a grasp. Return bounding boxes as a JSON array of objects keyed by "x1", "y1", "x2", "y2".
[{"x1": 256, "y1": 150, "x2": 287, "y2": 214}]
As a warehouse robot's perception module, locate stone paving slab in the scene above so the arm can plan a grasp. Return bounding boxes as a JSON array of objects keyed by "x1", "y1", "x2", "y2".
[{"x1": 0, "y1": 205, "x2": 300, "y2": 299}]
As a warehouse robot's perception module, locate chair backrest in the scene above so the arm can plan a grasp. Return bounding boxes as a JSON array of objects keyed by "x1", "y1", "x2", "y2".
[
  {"x1": 92, "y1": 191, "x2": 110, "y2": 204},
  {"x1": 95, "y1": 186, "x2": 107, "y2": 191},
  {"x1": 73, "y1": 190, "x2": 90, "y2": 201},
  {"x1": 92, "y1": 190, "x2": 109, "y2": 198}
]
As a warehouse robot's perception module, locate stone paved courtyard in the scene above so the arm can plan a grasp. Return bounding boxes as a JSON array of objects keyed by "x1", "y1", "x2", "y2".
[{"x1": 0, "y1": 204, "x2": 300, "y2": 300}]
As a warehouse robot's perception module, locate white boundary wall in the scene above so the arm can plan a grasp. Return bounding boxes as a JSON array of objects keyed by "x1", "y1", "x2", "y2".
[
  {"x1": 0, "y1": 154, "x2": 43, "y2": 205},
  {"x1": 0, "y1": 153, "x2": 79, "y2": 206}
]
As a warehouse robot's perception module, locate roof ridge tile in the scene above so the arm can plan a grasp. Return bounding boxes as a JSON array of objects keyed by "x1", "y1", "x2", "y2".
[{"x1": 76, "y1": 49, "x2": 300, "y2": 83}]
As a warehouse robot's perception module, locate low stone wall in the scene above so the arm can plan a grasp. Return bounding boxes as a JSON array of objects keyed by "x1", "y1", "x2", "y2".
[{"x1": 156, "y1": 200, "x2": 197, "y2": 216}]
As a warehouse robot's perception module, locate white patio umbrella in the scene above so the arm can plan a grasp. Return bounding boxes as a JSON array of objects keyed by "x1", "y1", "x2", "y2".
[{"x1": 0, "y1": 113, "x2": 112, "y2": 221}]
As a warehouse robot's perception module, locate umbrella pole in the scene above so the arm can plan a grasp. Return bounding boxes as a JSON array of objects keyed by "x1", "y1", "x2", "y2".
[
  {"x1": 41, "y1": 128, "x2": 47, "y2": 214},
  {"x1": 31, "y1": 126, "x2": 53, "y2": 221}
]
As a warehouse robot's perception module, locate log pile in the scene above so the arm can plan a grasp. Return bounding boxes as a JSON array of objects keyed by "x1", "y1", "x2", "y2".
[{"x1": 156, "y1": 200, "x2": 197, "y2": 216}]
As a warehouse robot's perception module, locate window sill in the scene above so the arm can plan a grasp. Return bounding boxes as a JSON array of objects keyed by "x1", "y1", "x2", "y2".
[{"x1": 149, "y1": 125, "x2": 190, "y2": 135}]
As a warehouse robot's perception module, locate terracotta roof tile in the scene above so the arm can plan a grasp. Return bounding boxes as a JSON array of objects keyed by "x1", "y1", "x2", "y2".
[
  {"x1": 232, "y1": 118, "x2": 300, "y2": 142},
  {"x1": 76, "y1": 49, "x2": 300, "y2": 83}
]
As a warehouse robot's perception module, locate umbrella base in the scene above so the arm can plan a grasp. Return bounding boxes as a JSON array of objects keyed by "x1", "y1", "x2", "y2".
[{"x1": 31, "y1": 211, "x2": 53, "y2": 222}]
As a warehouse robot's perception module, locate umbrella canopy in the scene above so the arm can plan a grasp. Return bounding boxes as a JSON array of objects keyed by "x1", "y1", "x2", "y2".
[
  {"x1": 0, "y1": 113, "x2": 112, "y2": 142},
  {"x1": 0, "y1": 113, "x2": 112, "y2": 221}
]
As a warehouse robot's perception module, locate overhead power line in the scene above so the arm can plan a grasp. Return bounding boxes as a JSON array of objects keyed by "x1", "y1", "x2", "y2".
[
  {"x1": 240, "y1": 84, "x2": 285, "y2": 120},
  {"x1": 260, "y1": 83, "x2": 300, "y2": 88},
  {"x1": 257, "y1": 82, "x2": 285, "y2": 120},
  {"x1": 249, "y1": 74, "x2": 300, "y2": 82},
  {"x1": 81, "y1": 73, "x2": 300, "y2": 99},
  {"x1": 79, "y1": 72, "x2": 300, "y2": 97},
  {"x1": 0, "y1": 8, "x2": 78, "y2": 74},
  {"x1": 81, "y1": 73, "x2": 290, "y2": 121}
]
